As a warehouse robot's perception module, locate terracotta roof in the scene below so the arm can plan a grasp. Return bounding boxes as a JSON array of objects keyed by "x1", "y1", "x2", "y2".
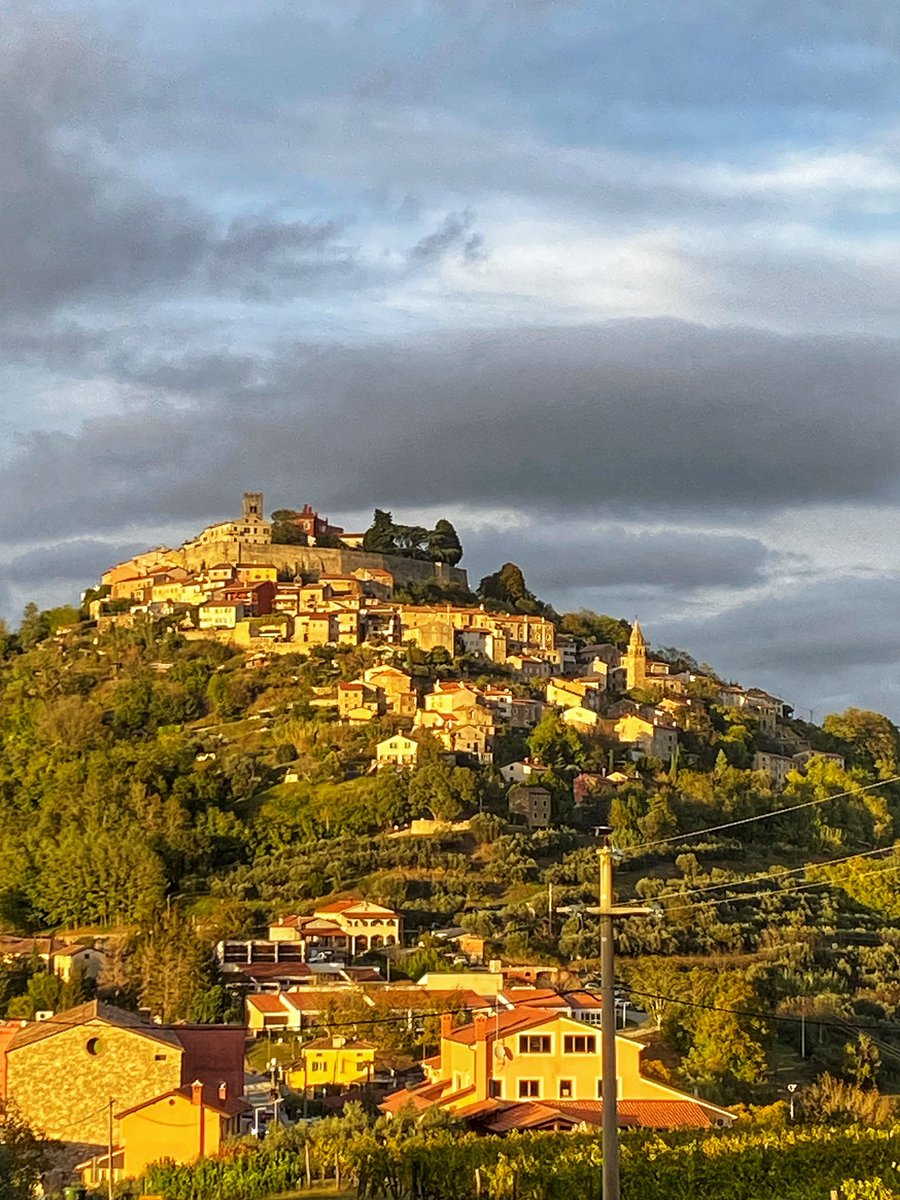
[
  {"x1": 116, "y1": 1086, "x2": 250, "y2": 1121},
  {"x1": 450, "y1": 1007, "x2": 558, "y2": 1047},
  {"x1": 225, "y1": 963, "x2": 314, "y2": 982},
  {"x1": 474, "y1": 1099, "x2": 724, "y2": 1133},
  {"x1": 300, "y1": 1036, "x2": 375, "y2": 1051},
  {"x1": 380, "y1": 1086, "x2": 442, "y2": 1114},
  {"x1": 246, "y1": 994, "x2": 288, "y2": 1013},
  {"x1": 8, "y1": 1001, "x2": 183, "y2": 1053}
]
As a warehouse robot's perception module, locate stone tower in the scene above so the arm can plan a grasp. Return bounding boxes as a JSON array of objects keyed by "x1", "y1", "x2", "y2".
[
  {"x1": 623, "y1": 620, "x2": 647, "y2": 691},
  {"x1": 242, "y1": 492, "x2": 265, "y2": 521}
]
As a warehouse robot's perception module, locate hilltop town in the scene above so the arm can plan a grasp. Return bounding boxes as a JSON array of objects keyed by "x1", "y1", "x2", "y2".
[{"x1": 1, "y1": 495, "x2": 899, "y2": 1198}]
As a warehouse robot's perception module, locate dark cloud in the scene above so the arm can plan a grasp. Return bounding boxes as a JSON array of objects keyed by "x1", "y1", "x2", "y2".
[
  {"x1": 0, "y1": 12, "x2": 360, "y2": 323},
  {"x1": 460, "y1": 524, "x2": 777, "y2": 594},
  {"x1": 0, "y1": 319, "x2": 898, "y2": 546},
  {"x1": 408, "y1": 211, "x2": 485, "y2": 266},
  {"x1": 3, "y1": 538, "x2": 145, "y2": 586}
]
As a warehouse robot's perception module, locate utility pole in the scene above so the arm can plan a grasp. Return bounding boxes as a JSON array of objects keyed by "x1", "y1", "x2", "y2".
[
  {"x1": 598, "y1": 844, "x2": 652, "y2": 1200},
  {"x1": 107, "y1": 1096, "x2": 115, "y2": 1200}
]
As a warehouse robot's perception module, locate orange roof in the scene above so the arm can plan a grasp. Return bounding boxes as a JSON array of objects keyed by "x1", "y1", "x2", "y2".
[
  {"x1": 450, "y1": 1007, "x2": 558, "y2": 1047},
  {"x1": 246, "y1": 994, "x2": 287, "y2": 1013},
  {"x1": 475, "y1": 1098, "x2": 722, "y2": 1133},
  {"x1": 116, "y1": 1087, "x2": 249, "y2": 1121}
]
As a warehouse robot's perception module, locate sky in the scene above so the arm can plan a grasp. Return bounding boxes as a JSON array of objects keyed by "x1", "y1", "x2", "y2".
[{"x1": 2, "y1": 0, "x2": 900, "y2": 719}]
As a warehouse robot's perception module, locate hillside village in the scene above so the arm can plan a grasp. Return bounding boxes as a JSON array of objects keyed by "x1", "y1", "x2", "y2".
[
  {"x1": 91, "y1": 492, "x2": 834, "y2": 788},
  {"x1": 1, "y1": 495, "x2": 899, "y2": 1197}
]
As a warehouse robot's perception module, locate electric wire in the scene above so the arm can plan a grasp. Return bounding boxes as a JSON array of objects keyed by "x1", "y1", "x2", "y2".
[{"x1": 621, "y1": 774, "x2": 900, "y2": 856}]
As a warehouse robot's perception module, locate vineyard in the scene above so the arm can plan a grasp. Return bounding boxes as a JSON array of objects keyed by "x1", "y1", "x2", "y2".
[{"x1": 140, "y1": 1121, "x2": 900, "y2": 1200}]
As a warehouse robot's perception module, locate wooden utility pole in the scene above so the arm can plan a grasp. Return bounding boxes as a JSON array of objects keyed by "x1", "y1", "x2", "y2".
[
  {"x1": 107, "y1": 1096, "x2": 115, "y2": 1200},
  {"x1": 598, "y1": 844, "x2": 652, "y2": 1200}
]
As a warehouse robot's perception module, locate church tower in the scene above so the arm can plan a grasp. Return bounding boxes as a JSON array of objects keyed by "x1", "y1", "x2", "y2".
[
  {"x1": 623, "y1": 620, "x2": 647, "y2": 691},
  {"x1": 242, "y1": 492, "x2": 264, "y2": 522}
]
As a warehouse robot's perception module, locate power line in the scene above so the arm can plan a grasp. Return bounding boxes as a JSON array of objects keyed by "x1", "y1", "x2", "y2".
[
  {"x1": 622, "y1": 774, "x2": 900, "y2": 856},
  {"x1": 661, "y1": 857, "x2": 900, "y2": 919},
  {"x1": 614, "y1": 986, "x2": 900, "y2": 1038},
  {"x1": 662, "y1": 843, "x2": 900, "y2": 904}
]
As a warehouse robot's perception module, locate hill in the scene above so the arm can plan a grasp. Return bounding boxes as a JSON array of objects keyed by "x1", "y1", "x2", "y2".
[{"x1": 1, "y1": 551, "x2": 900, "y2": 1113}]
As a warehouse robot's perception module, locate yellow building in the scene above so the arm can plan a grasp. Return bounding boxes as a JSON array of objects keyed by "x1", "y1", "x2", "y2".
[
  {"x1": 362, "y1": 666, "x2": 417, "y2": 716},
  {"x1": 269, "y1": 899, "x2": 403, "y2": 956},
  {"x1": 376, "y1": 734, "x2": 419, "y2": 769},
  {"x1": 622, "y1": 621, "x2": 648, "y2": 691},
  {"x1": 78, "y1": 1082, "x2": 247, "y2": 1185},
  {"x1": 286, "y1": 1036, "x2": 375, "y2": 1092},
  {"x1": 198, "y1": 600, "x2": 243, "y2": 629},
  {"x1": 611, "y1": 713, "x2": 678, "y2": 759},
  {"x1": 236, "y1": 562, "x2": 278, "y2": 583},
  {"x1": 425, "y1": 681, "x2": 484, "y2": 714},
  {"x1": 546, "y1": 677, "x2": 604, "y2": 712},
  {"x1": 382, "y1": 1009, "x2": 733, "y2": 1132}
]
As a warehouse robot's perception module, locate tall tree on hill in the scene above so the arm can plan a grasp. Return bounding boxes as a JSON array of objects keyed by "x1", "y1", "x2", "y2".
[
  {"x1": 428, "y1": 519, "x2": 463, "y2": 565},
  {"x1": 270, "y1": 509, "x2": 308, "y2": 545},
  {"x1": 392, "y1": 524, "x2": 429, "y2": 557},
  {"x1": 823, "y1": 708, "x2": 900, "y2": 779},
  {"x1": 362, "y1": 509, "x2": 397, "y2": 553}
]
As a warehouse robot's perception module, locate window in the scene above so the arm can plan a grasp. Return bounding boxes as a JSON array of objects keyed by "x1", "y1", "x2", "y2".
[
  {"x1": 559, "y1": 1080, "x2": 573, "y2": 1099},
  {"x1": 564, "y1": 1035, "x2": 596, "y2": 1054},
  {"x1": 518, "y1": 1035, "x2": 551, "y2": 1054},
  {"x1": 489, "y1": 1080, "x2": 502, "y2": 1098},
  {"x1": 518, "y1": 1080, "x2": 540, "y2": 1098}
]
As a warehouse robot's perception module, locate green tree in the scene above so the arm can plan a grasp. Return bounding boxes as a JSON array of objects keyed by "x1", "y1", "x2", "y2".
[
  {"x1": 17, "y1": 603, "x2": 48, "y2": 651},
  {"x1": 823, "y1": 708, "x2": 900, "y2": 778},
  {"x1": 428, "y1": 519, "x2": 463, "y2": 565},
  {"x1": 362, "y1": 509, "x2": 397, "y2": 553},
  {"x1": 270, "y1": 509, "x2": 308, "y2": 545},
  {"x1": 844, "y1": 1032, "x2": 881, "y2": 1088},
  {"x1": 135, "y1": 908, "x2": 217, "y2": 1024},
  {"x1": 0, "y1": 1104, "x2": 48, "y2": 1200}
]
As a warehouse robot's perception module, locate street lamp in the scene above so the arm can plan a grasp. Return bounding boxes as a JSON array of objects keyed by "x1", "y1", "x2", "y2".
[{"x1": 787, "y1": 1082, "x2": 798, "y2": 1122}]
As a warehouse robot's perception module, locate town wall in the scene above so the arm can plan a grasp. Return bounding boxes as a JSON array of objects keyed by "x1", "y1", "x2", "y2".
[{"x1": 175, "y1": 539, "x2": 468, "y2": 589}]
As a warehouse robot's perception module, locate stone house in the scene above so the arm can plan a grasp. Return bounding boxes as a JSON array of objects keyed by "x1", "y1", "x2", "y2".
[
  {"x1": 508, "y1": 785, "x2": 552, "y2": 829},
  {"x1": 1, "y1": 1001, "x2": 245, "y2": 1175}
]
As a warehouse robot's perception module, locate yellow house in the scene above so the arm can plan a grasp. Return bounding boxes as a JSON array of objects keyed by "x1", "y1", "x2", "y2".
[
  {"x1": 198, "y1": 600, "x2": 243, "y2": 629},
  {"x1": 286, "y1": 1036, "x2": 375, "y2": 1092},
  {"x1": 376, "y1": 734, "x2": 419, "y2": 769},
  {"x1": 269, "y1": 899, "x2": 403, "y2": 956},
  {"x1": 382, "y1": 1009, "x2": 732, "y2": 1132},
  {"x1": 236, "y1": 562, "x2": 278, "y2": 584},
  {"x1": 546, "y1": 677, "x2": 604, "y2": 712},
  {"x1": 561, "y1": 705, "x2": 600, "y2": 729},
  {"x1": 425, "y1": 681, "x2": 484, "y2": 713},
  {"x1": 612, "y1": 713, "x2": 678, "y2": 759},
  {"x1": 78, "y1": 1081, "x2": 247, "y2": 1185}
]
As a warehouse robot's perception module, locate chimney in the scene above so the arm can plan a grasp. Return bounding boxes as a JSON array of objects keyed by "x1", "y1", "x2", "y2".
[
  {"x1": 191, "y1": 1079, "x2": 203, "y2": 1106},
  {"x1": 472, "y1": 1014, "x2": 491, "y2": 1101},
  {"x1": 439, "y1": 1012, "x2": 453, "y2": 1080},
  {"x1": 218, "y1": 1081, "x2": 227, "y2": 1102}
]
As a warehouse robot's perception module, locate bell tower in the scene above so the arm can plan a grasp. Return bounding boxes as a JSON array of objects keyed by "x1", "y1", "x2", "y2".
[
  {"x1": 623, "y1": 620, "x2": 647, "y2": 691},
  {"x1": 242, "y1": 492, "x2": 264, "y2": 521}
]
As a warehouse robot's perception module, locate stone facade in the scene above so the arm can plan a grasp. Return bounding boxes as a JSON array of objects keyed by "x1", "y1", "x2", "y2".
[
  {"x1": 7, "y1": 1018, "x2": 182, "y2": 1158},
  {"x1": 176, "y1": 541, "x2": 467, "y2": 590}
]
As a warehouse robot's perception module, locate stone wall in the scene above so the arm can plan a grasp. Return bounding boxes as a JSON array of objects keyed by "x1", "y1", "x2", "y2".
[
  {"x1": 6, "y1": 1020, "x2": 182, "y2": 1153},
  {"x1": 175, "y1": 539, "x2": 468, "y2": 589}
]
